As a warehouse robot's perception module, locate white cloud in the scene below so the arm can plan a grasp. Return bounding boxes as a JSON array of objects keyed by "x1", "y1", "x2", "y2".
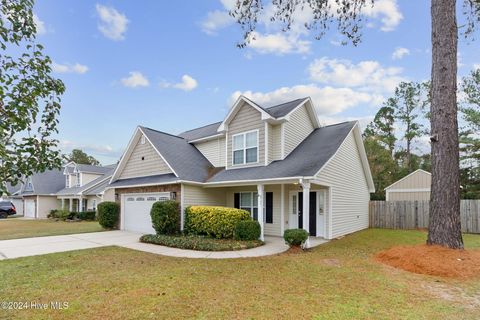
[
  {"x1": 392, "y1": 47, "x2": 410, "y2": 60},
  {"x1": 121, "y1": 71, "x2": 149, "y2": 88},
  {"x1": 201, "y1": 10, "x2": 233, "y2": 35},
  {"x1": 33, "y1": 14, "x2": 46, "y2": 35},
  {"x1": 247, "y1": 31, "x2": 311, "y2": 55},
  {"x1": 308, "y1": 57, "x2": 405, "y2": 93},
  {"x1": 474, "y1": 63, "x2": 480, "y2": 70},
  {"x1": 60, "y1": 140, "x2": 123, "y2": 161},
  {"x1": 230, "y1": 85, "x2": 383, "y2": 116},
  {"x1": 96, "y1": 4, "x2": 129, "y2": 41},
  {"x1": 160, "y1": 74, "x2": 198, "y2": 91},
  {"x1": 362, "y1": 0, "x2": 403, "y2": 32},
  {"x1": 52, "y1": 62, "x2": 89, "y2": 74}
]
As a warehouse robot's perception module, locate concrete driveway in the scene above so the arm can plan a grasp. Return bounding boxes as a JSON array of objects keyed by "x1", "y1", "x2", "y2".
[{"x1": 0, "y1": 231, "x2": 300, "y2": 260}]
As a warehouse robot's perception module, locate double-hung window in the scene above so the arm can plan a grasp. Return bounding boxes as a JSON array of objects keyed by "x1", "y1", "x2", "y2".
[
  {"x1": 232, "y1": 130, "x2": 258, "y2": 165},
  {"x1": 239, "y1": 192, "x2": 258, "y2": 220}
]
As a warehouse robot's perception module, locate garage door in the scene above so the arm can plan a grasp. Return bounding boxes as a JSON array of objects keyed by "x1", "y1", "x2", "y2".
[
  {"x1": 11, "y1": 199, "x2": 23, "y2": 216},
  {"x1": 123, "y1": 193, "x2": 171, "y2": 234},
  {"x1": 25, "y1": 199, "x2": 36, "y2": 218}
]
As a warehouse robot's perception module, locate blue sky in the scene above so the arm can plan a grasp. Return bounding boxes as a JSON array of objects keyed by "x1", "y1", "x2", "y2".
[{"x1": 32, "y1": 0, "x2": 479, "y2": 164}]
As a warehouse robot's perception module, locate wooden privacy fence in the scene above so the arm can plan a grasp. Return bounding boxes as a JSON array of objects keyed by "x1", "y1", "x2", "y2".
[{"x1": 369, "y1": 200, "x2": 480, "y2": 234}]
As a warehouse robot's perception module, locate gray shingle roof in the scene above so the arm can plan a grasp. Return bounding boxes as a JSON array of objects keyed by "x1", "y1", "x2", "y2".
[
  {"x1": 22, "y1": 169, "x2": 65, "y2": 195},
  {"x1": 177, "y1": 121, "x2": 222, "y2": 141},
  {"x1": 5, "y1": 182, "x2": 22, "y2": 195},
  {"x1": 177, "y1": 98, "x2": 307, "y2": 141},
  {"x1": 76, "y1": 164, "x2": 113, "y2": 174},
  {"x1": 108, "y1": 173, "x2": 178, "y2": 188},
  {"x1": 83, "y1": 178, "x2": 111, "y2": 195},
  {"x1": 141, "y1": 127, "x2": 214, "y2": 182},
  {"x1": 207, "y1": 121, "x2": 355, "y2": 183}
]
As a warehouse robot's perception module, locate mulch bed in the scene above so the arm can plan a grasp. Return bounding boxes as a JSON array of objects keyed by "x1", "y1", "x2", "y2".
[{"x1": 375, "y1": 244, "x2": 480, "y2": 279}]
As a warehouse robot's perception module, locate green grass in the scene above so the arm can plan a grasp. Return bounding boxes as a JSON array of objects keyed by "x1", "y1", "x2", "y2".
[
  {"x1": 0, "y1": 219, "x2": 104, "y2": 240},
  {"x1": 1, "y1": 229, "x2": 480, "y2": 319}
]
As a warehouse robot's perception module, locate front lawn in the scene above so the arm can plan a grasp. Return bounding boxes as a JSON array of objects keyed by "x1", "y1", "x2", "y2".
[
  {"x1": 0, "y1": 219, "x2": 104, "y2": 240},
  {"x1": 1, "y1": 229, "x2": 480, "y2": 319}
]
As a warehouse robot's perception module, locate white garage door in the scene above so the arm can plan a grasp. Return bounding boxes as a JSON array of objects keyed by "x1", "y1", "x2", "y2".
[
  {"x1": 122, "y1": 193, "x2": 171, "y2": 234},
  {"x1": 25, "y1": 199, "x2": 36, "y2": 218}
]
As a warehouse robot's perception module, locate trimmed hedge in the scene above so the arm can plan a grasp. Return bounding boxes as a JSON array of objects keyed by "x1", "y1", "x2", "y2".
[
  {"x1": 284, "y1": 229, "x2": 309, "y2": 246},
  {"x1": 150, "y1": 200, "x2": 179, "y2": 235},
  {"x1": 234, "y1": 220, "x2": 261, "y2": 240},
  {"x1": 140, "y1": 234, "x2": 263, "y2": 251},
  {"x1": 97, "y1": 202, "x2": 119, "y2": 229},
  {"x1": 76, "y1": 211, "x2": 96, "y2": 221},
  {"x1": 185, "y1": 206, "x2": 251, "y2": 239},
  {"x1": 48, "y1": 209, "x2": 74, "y2": 221}
]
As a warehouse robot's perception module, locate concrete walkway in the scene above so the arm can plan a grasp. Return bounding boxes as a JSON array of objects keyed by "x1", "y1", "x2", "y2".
[{"x1": 0, "y1": 231, "x2": 330, "y2": 260}]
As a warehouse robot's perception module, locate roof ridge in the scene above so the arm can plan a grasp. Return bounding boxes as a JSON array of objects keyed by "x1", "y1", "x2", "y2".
[
  {"x1": 265, "y1": 97, "x2": 307, "y2": 110},
  {"x1": 179, "y1": 121, "x2": 222, "y2": 134},
  {"x1": 140, "y1": 126, "x2": 185, "y2": 140}
]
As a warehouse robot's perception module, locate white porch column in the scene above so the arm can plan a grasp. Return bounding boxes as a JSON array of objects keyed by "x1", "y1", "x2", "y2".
[
  {"x1": 61, "y1": 198, "x2": 65, "y2": 210},
  {"x1": 280, "y1": 184, "x2": 285, "y2": 236},
  {"x1": 301, "y1": 180, "x2": 311, "y2": 248},
  {"x1": 69, "y1": 198, "x2": 73, "y2": 212},
  {"x1": 257, "y1": 184, "x2": 265, "y2": 241}
]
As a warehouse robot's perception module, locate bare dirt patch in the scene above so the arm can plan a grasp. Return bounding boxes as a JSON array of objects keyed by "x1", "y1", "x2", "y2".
[
  {"x1": 420, "y1": 282, "x2": 480, "y2": 309},
  {"x1": 375, "y1": 244, "x2": 480, "y2": 279},
  {"x1": 320, "y1": 258, "x2": 342, "y2": 267}
]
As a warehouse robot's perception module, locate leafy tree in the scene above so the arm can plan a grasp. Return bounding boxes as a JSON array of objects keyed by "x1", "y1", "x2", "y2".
[
  {"x1": 68, "y1": 149, "x2": 100, "y2": 166},
  {"x1": 0, "y1": 0, "x2": 65, "y2": 194},
  {"x1": 230, "y1": 0, "x2": 480, "y2": 249},
  {"x1": 387, "y1": 82, "x2": 428, "y2": 173},
  {"x1": 363, "y1": 105, "x2": 396, "y2": 158}
]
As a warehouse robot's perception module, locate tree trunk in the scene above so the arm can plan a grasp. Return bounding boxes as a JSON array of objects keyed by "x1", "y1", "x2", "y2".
[{"x1": 427, "y1": 0, "x2": 463, "y2": 249}]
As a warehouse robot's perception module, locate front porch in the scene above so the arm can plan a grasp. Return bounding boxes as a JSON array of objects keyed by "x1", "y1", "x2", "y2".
[
  {"x1": 58, "y1": 196, "x2": 99, "y2": 212},
  {"x1": 183, "y1": 179, "x2": 332, "y2": 242}
]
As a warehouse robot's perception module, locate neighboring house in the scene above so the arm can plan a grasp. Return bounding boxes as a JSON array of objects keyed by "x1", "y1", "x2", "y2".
[
  {"x1": 56, "y1": 162, "x2": 116, "y2": 212},
  {"x1": 108, "y1": 96, "x2": 375, "y2": 240},
  {"x1": 385, "y1": 169, "x2": 431, "y2": 201},
  {"x1": 20, "y1": 169, "x2": 65, "y2": 218},
  {"x1": 1, "y1": 182, "x2": 24, "y2": 216},
  {"x1": 19, "y1": 162, "x2": 116, "y2": 218}
]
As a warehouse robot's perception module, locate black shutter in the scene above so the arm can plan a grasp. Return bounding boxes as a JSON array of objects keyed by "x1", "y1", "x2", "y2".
[
  {"x1": 234, "y1": 193, "x2": 240, "y2": 209},
  {"x1": 266, "y1": 192, "x2": 273, "y2": 223}
]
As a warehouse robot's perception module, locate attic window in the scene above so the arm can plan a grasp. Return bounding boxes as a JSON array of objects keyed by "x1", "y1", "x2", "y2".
[{"x1": 141, "y1": 135, "x2": 146, "y2": 145}]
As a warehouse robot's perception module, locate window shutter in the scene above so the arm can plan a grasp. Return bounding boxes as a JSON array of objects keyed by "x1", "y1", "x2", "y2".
[
  {"x1": 266, "y1": 192, "x2": 273, "y2": 223},
  {"x1": 234, "y1": 193, "x2": 240, "y2": 209}
]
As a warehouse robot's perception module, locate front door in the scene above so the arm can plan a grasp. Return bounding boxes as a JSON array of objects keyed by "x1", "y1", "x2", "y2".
[{"x1": 297, "y1": 192, "x2": 317, "y2": 236}]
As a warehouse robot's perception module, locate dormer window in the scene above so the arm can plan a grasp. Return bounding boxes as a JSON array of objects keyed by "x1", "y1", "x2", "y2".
[
  {"x1": 66, "y1": 175, "x2": 70, "y2": 188},
  {"x1": 76, "y1": 173, "x2": 81, "y2": 187},
  {"x1": 232, "y1": 130, "x2": 258, "y2": 165},
  {"x1": 25, "y1": 177, "x2": 33, "y2": 191}
]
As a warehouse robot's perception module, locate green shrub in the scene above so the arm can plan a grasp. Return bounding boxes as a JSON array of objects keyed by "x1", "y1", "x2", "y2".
[
  {"x1": 150, "y1": 200, "x2": 179, "y2": 235},
  {"x1": 48, "y1": 209, "x2": 73, "y2": 221},
  {"x1": 76, "y1": 211, "x2": 96, "y2": 221},
  {"x1": 284, "y1": 229, "x2": 309, "y2": 246},
  {"x1": 184, "y1": 206, "x2": 252, "y2": 239},
  {"x1": 97, "y1": 202, "x2": 119, "y2": 229},
  {"x1": 140, "y1": 234, "x2": 263, "y2": 251},
  {"x1": 234, "y1": 220, "x2": 261, "y2": 240}
]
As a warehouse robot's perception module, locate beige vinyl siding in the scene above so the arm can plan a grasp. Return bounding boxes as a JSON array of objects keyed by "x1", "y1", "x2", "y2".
[
  {"x1": 103, "y1": 188, "x2": 115, "y2": 202},
  {"x1": 194, "y1": 137, "x2": 226, "y2": 167},
  {"x1": 225, "y1": 185, "x2": 281, "y2": 236},
  {"x1": 316, "y1": 131, "x2": 370, "y2": 238},
  {"x1": 387, "y1": 170, "x2": 431, "y2": 190},
  {"x1": 69, "y1": 174, "x2": 77, "y2": 188},
  {"x1": 119, "y1": 136, "x2": 172, "y2": 179},
  {"x1": 283, "y1": 105, "x2": 314, "y2": 157},
  {"x1": 86, "y1": 196, "x2": 100, "y2": 210},
  {"x1": 226, "y1": 102, "x2": 265, "y2": 169},
  {"x1": 387, "y1": 191, "x2": 431, "y2": 201},
  {"x1": 82, "y1": 173, "x2": 102, "y2": 186},
  {"x1": 37, "y1": 196, "x2": 60, "y2": 218},
  {"x1": 270, "y1": 124, "x2": 281, "y2": 162},
  {"x1": 182, "y1": 184, "x2": 226, "y2": 207}
]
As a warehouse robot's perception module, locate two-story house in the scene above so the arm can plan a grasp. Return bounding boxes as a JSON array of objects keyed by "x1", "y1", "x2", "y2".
[
  {"x1": 108, "y1": 96, "x2": 374, "y2": 240},
  {"x1": 19, "y1": 162, "x2": 116, "y2": 218},
  {"x1": 56, "y1": 162, "x2": 116, "y2": 213}
]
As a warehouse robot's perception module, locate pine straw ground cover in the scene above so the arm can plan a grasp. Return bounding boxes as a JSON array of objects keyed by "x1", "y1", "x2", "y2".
[{"x1": 1, "y1": 229, "x2": 480, "y2": 319}]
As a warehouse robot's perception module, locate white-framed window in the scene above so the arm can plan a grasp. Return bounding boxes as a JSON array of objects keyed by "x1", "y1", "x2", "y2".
[
  {"x1": 65, "y1": 175, "x2": 70, "y2": 188},
  {"x1": 92, "y1": 199, "x2": 97, "y2": 210},
  {"x1": 240, "y1": 192, "x2": 258, "y2": 220},
  {"x1": 25, "y1": 177, "x2": 33, "y2": 191},
  {"x1": 141, "y1": 135, "x2": 146, "y2": 144},
  {"x1": 76, "y1": 173, "x2": 81, "y2": 187},
  {"x1": 232, "y1": 130, "x2": 258, "y2": 165}
]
